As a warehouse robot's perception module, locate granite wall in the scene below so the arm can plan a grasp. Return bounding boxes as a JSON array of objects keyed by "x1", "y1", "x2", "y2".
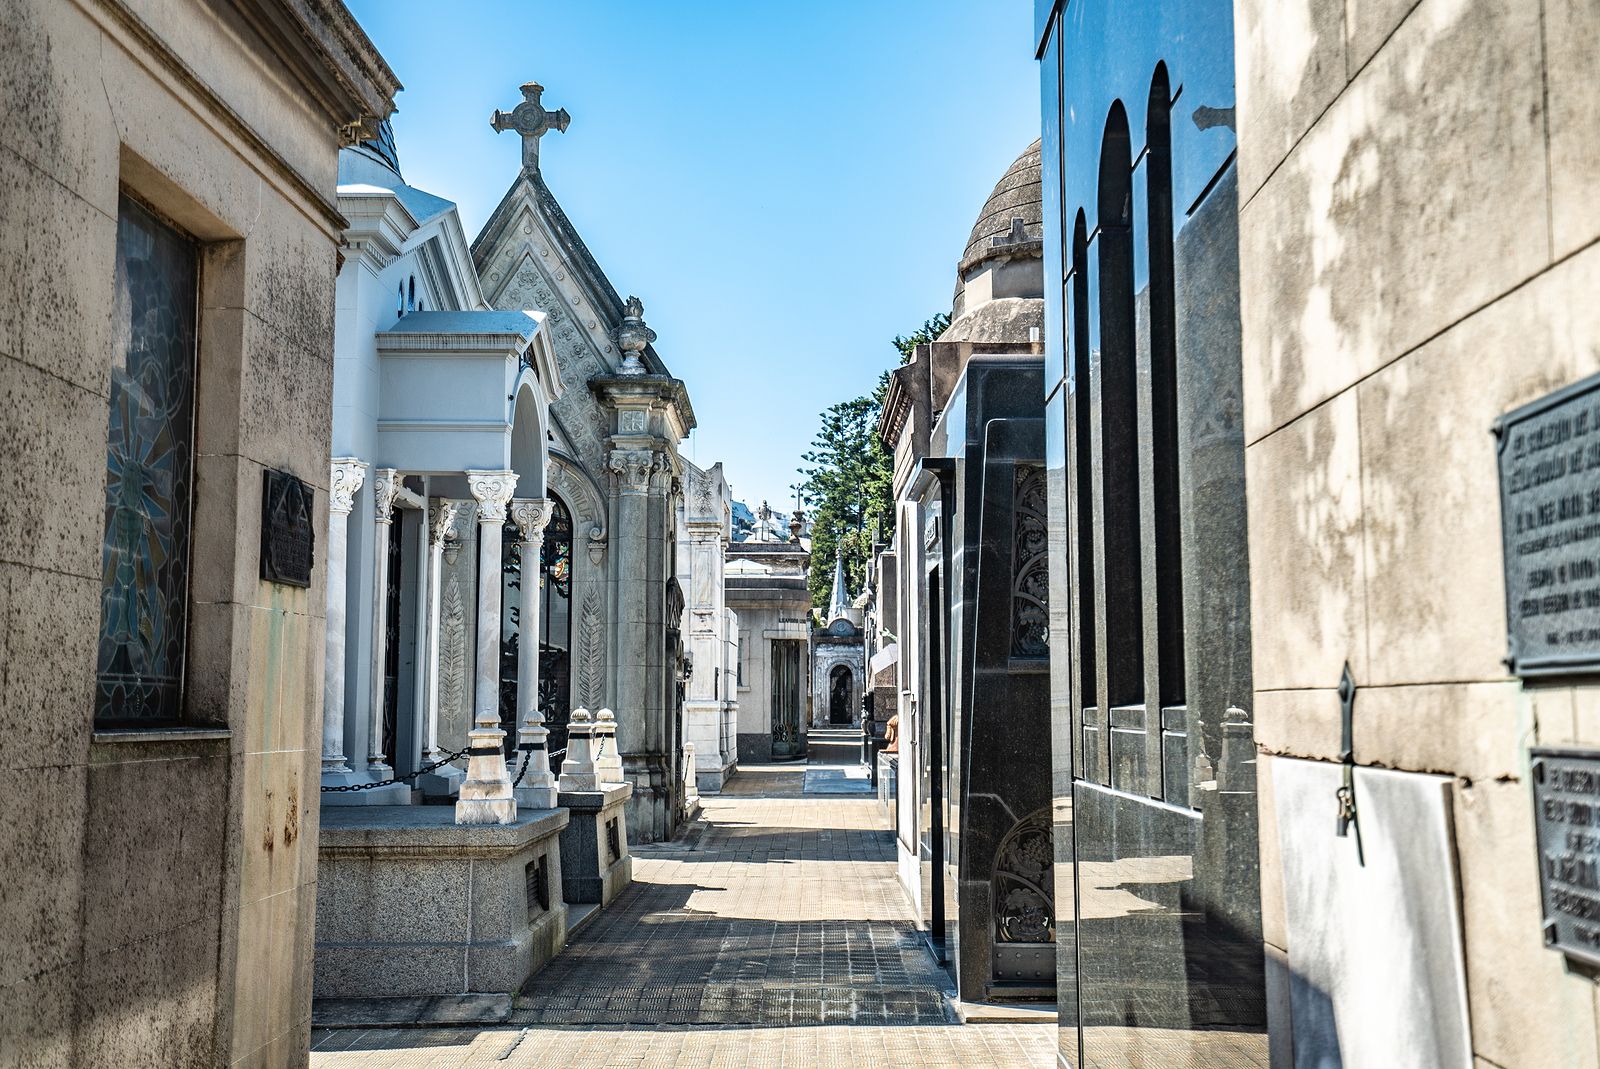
[
  {"x1": 1235, "y1": 0, "x2": 1600, "y2": 1065},
  {"x1": 0, "y1": 2, "x2": 393, "y2": 1065}
]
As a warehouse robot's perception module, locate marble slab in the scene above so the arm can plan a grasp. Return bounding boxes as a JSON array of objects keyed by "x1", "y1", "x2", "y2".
[{"x1": 1273, "y1": 758, "x2": 1471, "y2": 1069}]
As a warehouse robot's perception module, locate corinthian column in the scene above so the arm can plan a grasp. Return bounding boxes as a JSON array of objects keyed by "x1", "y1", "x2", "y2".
[
  {"x1": 510, "y1": 499, "x2": 557, "y2": 808},
  {"x1": 366, "y1": 468, "x2": 400, "y2": 776},
  {"x1": 323, "y1": 458, "x2": 366, "y2": 780},
  {"x1": 456, "y1": 470, "x2": 519, "y2": 825}
]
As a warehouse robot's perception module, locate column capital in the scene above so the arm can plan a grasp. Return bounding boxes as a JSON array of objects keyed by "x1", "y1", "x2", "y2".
[
  {"x1": 371, "y1": 468, "x2": 401, "y2": 523},
  {"x1": 606, "y1": 447, "x2": 666, "y2": 492},
  {"x1": 329, "y1": 458, "x2": 367, "y2": 515},
  {"x1": 428, "y1": 499, "x2": 469, "y2": 544},
  {"x1": 509, "y1": 498, "x2": 554, "y2": 543},
  {"x1": 466, "y1": 470, "x2": 518, "y2": 522}
]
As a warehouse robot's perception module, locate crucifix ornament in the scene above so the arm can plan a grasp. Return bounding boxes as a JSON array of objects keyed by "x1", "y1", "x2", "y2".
[{"x1": 491, "y1": 81, "x2": 570, "y2": 173}]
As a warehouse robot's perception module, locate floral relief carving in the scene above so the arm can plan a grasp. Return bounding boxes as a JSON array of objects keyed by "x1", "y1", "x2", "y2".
[{"x1": 329, "y1": 459, "x2": 367, "y2": 516}]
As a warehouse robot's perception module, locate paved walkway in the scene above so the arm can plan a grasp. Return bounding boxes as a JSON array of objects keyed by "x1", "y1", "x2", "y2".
[{"x1": 309, "y1": 746, "x2": 1054, "y2": 1068}]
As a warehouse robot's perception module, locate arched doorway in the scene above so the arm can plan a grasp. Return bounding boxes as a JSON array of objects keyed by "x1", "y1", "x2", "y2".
[
  {"x1": 829, "y1": 664, "x2": 854, "y2": 725},
  {"x1": 539, "y1": 494, "x2": 574, "y2": 763}
]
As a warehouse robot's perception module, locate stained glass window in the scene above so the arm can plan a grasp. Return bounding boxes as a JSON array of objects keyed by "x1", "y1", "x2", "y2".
[{"x1": 95, "y1": 193, "x2": 198, "y2": 724}]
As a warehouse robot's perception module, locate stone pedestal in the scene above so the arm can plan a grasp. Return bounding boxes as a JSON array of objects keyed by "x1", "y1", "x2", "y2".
[
  {"x1": 314, "y1": 806, "x2": 569, "y2": 1000},
  {"x1": 557, "y1": 782, "x2": 633, "y2": 907}
]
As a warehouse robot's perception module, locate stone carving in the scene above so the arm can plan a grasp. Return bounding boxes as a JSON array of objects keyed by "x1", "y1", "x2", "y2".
[
  {"x1": 577, "y1": 591, "x2": 604, "y2": 709},
  {"x1": 429, "y1": 500, "x2": 464, "y2": 545},
  {"x1": 607, "y1": 448, "x2": 661, "y2": 492},
  {"x1": 466, "y1": 470, "x2": 518, "y2": 522},
  {"x1": 689, "y1": 469, "x2": 717, "y2": 521},
  {"x1": 329, "y1": 458, "x2": 367, "y2": 515},
  {"x1": 993, "y1": 809, "x2": 1054, "y2": 944},
  {"x1": 440, "y1": 575, "x2": 466, "y2": 730},
  {"x1": 490, "y1": 80, "x2": 570, "y2": 172},
  {"x1": 1012, "y1": 464, "x2": 1049, "y2": 657},
  {"x1": 614, "y1": 295, "x2": 656, "y2": 376},
  {"x1": 510, "y1": 498, "x2": 554, "y2": 543},
  {"x1": 619, "y1": 410, "x2": 647, "y2": 435},
  {"x1": 371, "y1": 468, "x2": 400, "y2": 523}
]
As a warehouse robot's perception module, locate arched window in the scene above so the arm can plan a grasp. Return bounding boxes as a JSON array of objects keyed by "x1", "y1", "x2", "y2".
[
  {"x1": 539, "y1": 495, "x2": 574, "y2": 757},
  {"x1": 1097, "y1": 101, "x2": 1144, "y2": 709},
  {"x1": 1147, "y1": 64, "x2": 1185, "y2": 708},
  {"x1": 407, "y1": 275, "x2": 416, "y2": 313},
  {"x1": 397, "y1": 281, "x2": 404, "y2": 317},
  {"x1": 1071, "y1": 210, "x2": 1096, "y2": 711}
]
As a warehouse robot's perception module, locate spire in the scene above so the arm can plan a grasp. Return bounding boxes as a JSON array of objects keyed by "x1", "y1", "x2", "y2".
[{"x1": 828, "y1": 543, "x2": 848, "y2": 621}]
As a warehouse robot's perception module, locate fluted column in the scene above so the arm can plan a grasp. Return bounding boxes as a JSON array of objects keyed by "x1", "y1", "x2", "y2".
[
  {"x1": 366, "y1": 468, "x2": 400, "y2": 775},
  {"x1": 510, "y1": 499, "x2": 557, "y2": 808},
  {"x1": 322, "y1": 458, "x2": 366, "y2": 779},
  {"x1": 456, "y1": 470, "x2": 519, "y2": 825}
]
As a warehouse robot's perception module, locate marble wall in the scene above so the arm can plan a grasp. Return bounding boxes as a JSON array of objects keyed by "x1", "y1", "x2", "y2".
[
  {"x1": 0, "y1": 3, "x2": 393, "y2": 1065},
  {"x1": 1235, "y1": 0, "x2": 1600, "y2": 1064}
]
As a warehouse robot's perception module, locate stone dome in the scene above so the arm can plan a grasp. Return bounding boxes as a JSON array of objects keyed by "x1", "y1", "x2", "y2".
[
  {"x1": 958, "y1": 138, "x2": 1043, "y2": 277},
  {"x1": 942, "y1": 139, "x2": 1045, "y2": 342}
]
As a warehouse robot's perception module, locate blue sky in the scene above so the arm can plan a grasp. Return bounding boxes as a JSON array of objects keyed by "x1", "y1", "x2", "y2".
[{"x1": 344, "y1": 0, "x2": 1039, "y2": 506}]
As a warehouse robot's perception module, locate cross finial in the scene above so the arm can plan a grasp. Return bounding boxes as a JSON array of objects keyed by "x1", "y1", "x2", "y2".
[{"x1": 491, "y1": 81, "x2": 571, "y2": 173}]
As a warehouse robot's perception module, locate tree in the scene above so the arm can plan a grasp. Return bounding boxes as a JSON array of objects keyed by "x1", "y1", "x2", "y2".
[{"x1": 798, "y1": 313, "x2": 950, "y2": 610}]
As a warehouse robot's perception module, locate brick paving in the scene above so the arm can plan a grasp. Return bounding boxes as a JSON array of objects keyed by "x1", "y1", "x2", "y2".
[{"x1": 309, "y1": 752, "x2": 1055, "y2": 1068}]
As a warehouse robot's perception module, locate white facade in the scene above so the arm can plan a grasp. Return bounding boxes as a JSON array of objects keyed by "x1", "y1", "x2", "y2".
[
  {"x1": 324, "y1": 134, "x2": 563, "y2": 822},
  {"x1": 676, "y1": 460, "x2": 739, "y2": 791}
]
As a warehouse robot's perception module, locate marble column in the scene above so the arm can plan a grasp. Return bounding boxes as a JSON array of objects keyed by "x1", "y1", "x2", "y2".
[
  {"x1": 323, "y1": 458, "x2": 366, "y2": 780},
  {"x1": 510, "y1": 499, "x2": 557, "y2": 808},
  {"x1": 457, "y1": 470, "x2": 519, "y2": 825},
  {"x1": 366, "y1": 469, "x2": 400, "y2": 776},
  {"x1": 418, "y1": 501, "x2": 465, "y2": 793}
]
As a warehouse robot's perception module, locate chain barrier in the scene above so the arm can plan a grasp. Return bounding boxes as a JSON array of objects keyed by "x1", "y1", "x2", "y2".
[
  {"x1": 320, "y1": 744, "x2": 473, "y2": 793},
  {"x1": 512, "y1": 750, "x2": 532, "y2": 788}
]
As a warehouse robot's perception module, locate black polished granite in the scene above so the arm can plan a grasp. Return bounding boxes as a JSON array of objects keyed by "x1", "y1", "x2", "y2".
[{"x1": 1036, "y1": 0, "x2": 1265, "y2": 1063}]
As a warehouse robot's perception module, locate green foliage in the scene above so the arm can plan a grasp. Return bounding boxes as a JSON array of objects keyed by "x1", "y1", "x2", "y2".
[
  {"x1": 892, "y1": 312, "x2": 951, "y2": 364},
  {"x1": 800, "y1": 313, "x2": 949, "y2": 610}
]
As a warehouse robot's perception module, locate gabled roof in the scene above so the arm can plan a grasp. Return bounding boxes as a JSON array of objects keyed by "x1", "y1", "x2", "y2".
[{"x1": 471, "y1": 169, "x2": 669, "y2": 376}]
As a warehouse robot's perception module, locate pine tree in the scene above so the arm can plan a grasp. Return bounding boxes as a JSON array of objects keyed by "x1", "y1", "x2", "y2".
[{"x1": 798, "y1": 313, "x2": 949, "y2": 609}]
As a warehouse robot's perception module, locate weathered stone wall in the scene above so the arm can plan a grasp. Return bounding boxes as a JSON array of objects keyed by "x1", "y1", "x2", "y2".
[
  {"x1": 0, "y1": 2, "x2": 390, "y2": 1065},
  {"x1": 1237, "y1": 0, "x2": 1600, "y2": 1064}
]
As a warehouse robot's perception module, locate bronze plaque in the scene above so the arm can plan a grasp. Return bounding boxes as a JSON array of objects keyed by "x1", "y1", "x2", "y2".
[
  {"x1": 1496, "y1": 372, "x2": 1600, "y2": 676},
  {"x1": 260, "y1": 468, "x2": 314, "y2": 587},
  {"x1": 1531, "y1": 747, "x2": 1600, "y2": 968}
]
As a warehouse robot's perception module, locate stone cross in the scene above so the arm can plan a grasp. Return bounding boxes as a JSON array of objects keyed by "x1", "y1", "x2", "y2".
[{"x1": 491, "y1": 81, "x2": 571, "y2": 173}]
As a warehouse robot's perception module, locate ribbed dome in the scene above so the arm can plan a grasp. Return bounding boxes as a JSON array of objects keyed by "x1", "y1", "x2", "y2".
[{"x1": 959, "y1": 139, "x2": 1043, "y2": 275}]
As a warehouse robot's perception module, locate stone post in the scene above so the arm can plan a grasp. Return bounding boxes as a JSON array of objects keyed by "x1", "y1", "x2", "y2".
[
  {"x1": 456, "y1": 470, "x2": 519, "y2": 825},
  {"x1": 418, "y1": 501, "x2": 465, "y2": 794},
  {"x1": 559, "y1": 708, "x2": 598, "y2": 791},
  {"x1": 366, "y1": 468, "x2": 400, "y2": 776},
  {"x1": 511, "y1": 498, "x2": 557, "y2": 808},
  {"x1": 323, "y1": 458, "x2": 366, "y2": 781},
  {"x1": 594, "y1": 708, "x2": 624, "y2": 784}
]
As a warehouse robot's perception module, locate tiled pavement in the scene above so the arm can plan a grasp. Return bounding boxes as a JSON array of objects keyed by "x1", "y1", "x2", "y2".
[{"x1": 309, "y1": 753, "x2": 1055, "y2": 1068}]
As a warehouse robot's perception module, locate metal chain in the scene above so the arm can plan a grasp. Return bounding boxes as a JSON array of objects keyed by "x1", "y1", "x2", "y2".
[
  {"x1": 512, "y1": 750, "x2": 532, "y2": 788},
  {"x1": 320, "y1": 744, "x2": 473, "y2": 793}
]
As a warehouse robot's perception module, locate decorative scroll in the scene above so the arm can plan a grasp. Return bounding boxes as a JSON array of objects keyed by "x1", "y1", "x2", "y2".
[
  {"x1": 994, "y1": 809, "x2": 1055, "y2": 944},
  {"x1": 1012, "y1": 464, "x2": 1049, "y2": 658}
]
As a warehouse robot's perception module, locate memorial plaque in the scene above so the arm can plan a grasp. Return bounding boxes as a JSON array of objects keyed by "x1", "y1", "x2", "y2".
[
  {"x1": 1495, "y1": 372, "x2": 1600, "y2": 676},
  {"x1": 1531, "y1": 747, "x2": 1600, "y2": 968},
  {"x1": 260, "y1": 468, "x2": 314, "y2": 587}
]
